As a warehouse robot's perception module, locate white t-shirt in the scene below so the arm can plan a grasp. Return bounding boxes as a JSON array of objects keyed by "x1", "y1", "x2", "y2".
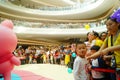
[
  {"x1": 91, "y1": 59, "x2": 105, "y2": 79},
  {"x1": 73, "y1": 56, "x2": 89, "y2": 80}
]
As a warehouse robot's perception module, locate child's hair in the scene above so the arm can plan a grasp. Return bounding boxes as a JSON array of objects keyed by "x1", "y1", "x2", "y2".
[
  {"x1": 76, "y1": 41, "x2": 85, "y2": 47},
  {"x1": 90, "y1": 45, "x2": 100, "y2": 51}
]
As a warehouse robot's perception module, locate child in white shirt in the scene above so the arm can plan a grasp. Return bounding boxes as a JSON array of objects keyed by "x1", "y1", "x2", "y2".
[{"x1": 73, "y1": 41, "x2": 89, "y2": 80}]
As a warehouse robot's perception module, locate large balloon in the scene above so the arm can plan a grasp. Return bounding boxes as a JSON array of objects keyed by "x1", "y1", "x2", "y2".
[{"x1": 0, "y1": 19, "x2": 21, "y2": 80}]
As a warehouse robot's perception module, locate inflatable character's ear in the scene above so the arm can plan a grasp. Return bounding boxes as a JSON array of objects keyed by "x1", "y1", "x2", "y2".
[{"x1": 1, "y1": 19, "x2": 13, "y2": 29}]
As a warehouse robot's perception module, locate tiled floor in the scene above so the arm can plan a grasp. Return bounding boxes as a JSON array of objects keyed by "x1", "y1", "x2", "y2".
[{"x1": 14, "y1": 64, "x2": 74, "y2": 80}]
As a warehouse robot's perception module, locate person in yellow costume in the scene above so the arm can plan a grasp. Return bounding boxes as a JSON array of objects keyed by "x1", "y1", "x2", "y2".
[
  {"x1": 92, "y1": 31, "x2": 103, "y2": 47},
  {"x1": 86, "y1": 9, "x2": 120, "y2": 80},
  {"x1": 64, "y1": 46, "x2": 71, "y2": 65},
  {"x1": 100, "y1": 32, "x2": 108, "y2": 41},
  {"x1": 65, "y1": 54, "x2": 70, "y2": 65}
]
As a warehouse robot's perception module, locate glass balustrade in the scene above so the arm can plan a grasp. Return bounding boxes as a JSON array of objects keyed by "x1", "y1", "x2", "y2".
[
  {"x1": 2, "y1": 0, "x2": 100, "y2": 11},
  {"x1": 0, "y1": 17, "x2": 106, "y2": 29}
]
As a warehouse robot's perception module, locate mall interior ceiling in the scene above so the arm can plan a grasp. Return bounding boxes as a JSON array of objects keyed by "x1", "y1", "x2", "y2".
[{"x1": 0, "y1": 0, "x2": 120, "y2": 46}]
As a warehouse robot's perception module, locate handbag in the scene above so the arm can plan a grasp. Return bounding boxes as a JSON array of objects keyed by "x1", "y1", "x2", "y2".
[{"x1": 111, "y1": 55, "x2": 116, "y2": 69}]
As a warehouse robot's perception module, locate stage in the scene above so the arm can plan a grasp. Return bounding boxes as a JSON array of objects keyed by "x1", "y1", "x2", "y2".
[{"x1": 0, "y1": 64, "x2": 73, "y2": 80}]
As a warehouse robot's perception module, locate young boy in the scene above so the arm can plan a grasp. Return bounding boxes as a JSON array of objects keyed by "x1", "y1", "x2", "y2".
[
  {"x1": 73, "y1": 41, "x2": 89, "y2": 80},
  {"x1": 90, "y1": 45, "x2": 106, "y2": 80}
]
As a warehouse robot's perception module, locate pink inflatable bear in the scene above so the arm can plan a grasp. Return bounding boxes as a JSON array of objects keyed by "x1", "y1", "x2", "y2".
[{"x1": 0, "y1": 20, "x2": 21, "y2": 80}]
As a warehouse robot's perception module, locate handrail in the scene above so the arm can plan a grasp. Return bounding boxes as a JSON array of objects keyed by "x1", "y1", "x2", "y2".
[
  {"x1": 14, "y1": 25, "x2": 107, "y2": 36},
  {"x1": 0, "y1": 17, "x2": 106, "y2": 29},
  {"x1": 18, "y1": 39, "x2": 60, "y2": 46}
]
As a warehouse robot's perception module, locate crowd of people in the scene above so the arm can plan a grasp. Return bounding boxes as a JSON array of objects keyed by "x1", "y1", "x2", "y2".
[
  {"x1": 13, "y1": 15, "x2": 120, "y2": 80},
  {"x1": 12, "y1": 8, "x2": 120, "y2": 80},
  {"x1": 14, "y1": 44, "x2": 75, "y2": 65},
  {"x1": 13, "y1": 30, "x2": 108, "y2": 80},
  {"x1": 73, "y1": 9, "x2": 120, "y2": 80}
]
